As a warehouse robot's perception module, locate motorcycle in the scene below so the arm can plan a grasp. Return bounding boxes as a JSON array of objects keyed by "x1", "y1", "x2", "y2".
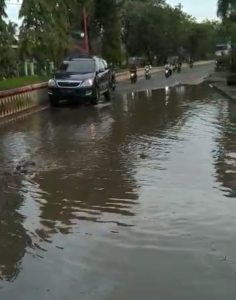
[
  {"x1": 130, "y1": 71, "x2": 137, "y2": 84},
  {"x1": 145, "y1": 68, "x2": 151, "y2": 80},
  {"x1": 189, "y1": 62, "x2": 193, "y2": 68},
  {"x1": 165, "y1": 68, "x2": 172, "y2": 78},
  {"x1": 172, "y1": 64, "x2": 177, "y2": 72}
]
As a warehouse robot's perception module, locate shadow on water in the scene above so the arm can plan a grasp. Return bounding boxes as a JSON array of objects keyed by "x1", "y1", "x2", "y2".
[{"x1": 0, "y1": 177, "x2": 32, "y2": 282}]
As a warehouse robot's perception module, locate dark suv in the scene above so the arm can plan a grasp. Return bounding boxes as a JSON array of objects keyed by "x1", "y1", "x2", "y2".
[{"x1": 48, "y1": 55, "x2": 112, "y2": 106}]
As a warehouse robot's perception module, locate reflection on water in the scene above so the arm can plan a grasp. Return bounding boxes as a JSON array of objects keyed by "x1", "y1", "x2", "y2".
[
  {"x1": 1, "y1": 83, "x2": 236, "y2": 299},
  {"x1": 0, "y1": 178, "x2": 31, "y2": 282},
  {"x1": 214, "y1": 100, "x2": 236, "y2": 197}
]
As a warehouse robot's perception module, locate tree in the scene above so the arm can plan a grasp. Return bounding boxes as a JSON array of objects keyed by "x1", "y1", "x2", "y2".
[
  {"x1": 217, "y1": 0, "x2": 234, "y2": 19},
  {"x1": 0, "y1": 0, "x2": 18, "y2": 78},
  {"x1": 19, "y1": 0, "x2": 87, "y2": 65},
  {"x1": 0, "y1": 0, "x2": 6, "y2": 18},
  {"x1": 122, "y1": 0, "x2": 221, "y2": 63},
  {"x1": 17, "y1": 0, "x2": 221, "y2": 68},
  {"x1": 92, "y1": 0, "x2": 123, "y2": 63}
]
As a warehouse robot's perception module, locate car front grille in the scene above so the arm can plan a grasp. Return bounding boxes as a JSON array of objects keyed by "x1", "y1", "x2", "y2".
[{"x1": 56, "y1": 81, "x2": 81, "y2": 88}]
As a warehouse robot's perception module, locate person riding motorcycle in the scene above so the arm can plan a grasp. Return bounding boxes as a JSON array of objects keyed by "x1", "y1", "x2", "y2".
[
  {"x1": 177, "y1": 61, "x2": 182, "y2": 72},
  {"x1": 144, "y1": 64, "x2": 151, "y2": 79},
  {"x1": 130, "y1": 64, "x2": 137, "y2": 73},
  {"x1": 129, "y1": 64, "x2": 137, "y2": 82},
  {"x1": 165, "y1": 63, "x2": 172, "y2": 77},
  {"x1": 189, "y1": 58, "x2": 194, "y2": 68}
]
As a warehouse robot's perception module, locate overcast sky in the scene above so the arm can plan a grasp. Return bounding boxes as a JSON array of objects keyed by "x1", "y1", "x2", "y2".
[
  {"x1": 166, "y1": 0, "x2": 218, "y2": 20},
  {"x1": 6, "y1": 0, "x2": 218, "y2": 24},
  {"x1": 6, "y1": 2, "x2": 20, "y2": 23}
]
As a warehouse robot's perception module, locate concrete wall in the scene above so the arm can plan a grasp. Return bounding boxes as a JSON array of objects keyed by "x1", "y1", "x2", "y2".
[{"x1": 0, "y1": 83, "x2": 48, "y2": 118}]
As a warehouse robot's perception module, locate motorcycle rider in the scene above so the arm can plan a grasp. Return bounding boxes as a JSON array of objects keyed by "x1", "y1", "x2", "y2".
[
  {"x1": 165, "y1": 62, "x2": 172, "y2": 77},
  {"x1": 145, "y1": 64, "x2": 151, "y2": 72},
  {"x1": 129, "y1": 63, "x2": 137, "y2": 81},
  {"x1": 144, "y1": 64, "x2": 151, "y2": 79},
  {"x1": 189, "y1": 58, "x2": 194, "y2": 68},
  {"x1": 130, "y1": 63, "x2": 137, "y2": 73},
  {"x1": 177, "y1": 60, "x2": 182, "y2": 72}
]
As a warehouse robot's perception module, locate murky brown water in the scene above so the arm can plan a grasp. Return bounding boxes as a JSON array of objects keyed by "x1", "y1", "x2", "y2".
[{"x1": 1, "y1": 83, "x2": 236, "y2": 299}]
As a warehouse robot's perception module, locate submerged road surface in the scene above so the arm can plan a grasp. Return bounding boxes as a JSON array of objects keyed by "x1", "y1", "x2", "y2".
[{"x1": 1, "y1": 63, "x2": 236, "y2": 299}]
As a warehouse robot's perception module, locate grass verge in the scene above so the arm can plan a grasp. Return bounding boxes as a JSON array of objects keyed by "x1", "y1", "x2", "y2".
[{"x1": 0, "y1": 76, "x2": 50, "y2": 91}]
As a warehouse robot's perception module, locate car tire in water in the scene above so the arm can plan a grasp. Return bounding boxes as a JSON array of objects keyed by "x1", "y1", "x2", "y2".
[
  {"x1": 91, "y1": 88, "x2": 100, "y2": 105},
  {"x1": 49, "y1": 96, "x2": 59, "y2": 107}
]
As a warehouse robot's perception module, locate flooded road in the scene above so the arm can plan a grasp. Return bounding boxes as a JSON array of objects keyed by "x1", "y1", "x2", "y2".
[{"x1": 1, "y1": 80, "x2": 236, "y2": 299}]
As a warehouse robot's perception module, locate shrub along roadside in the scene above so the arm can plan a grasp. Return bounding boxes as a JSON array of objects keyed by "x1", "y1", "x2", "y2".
[{"x1": 0, "y1": 76, "x2": 50, "y2": 91}]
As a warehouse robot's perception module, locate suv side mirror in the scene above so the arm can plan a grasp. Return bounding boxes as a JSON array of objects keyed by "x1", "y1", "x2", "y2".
[{"x1": 99, "y1": 68, "x2": 105, "y2": 73}]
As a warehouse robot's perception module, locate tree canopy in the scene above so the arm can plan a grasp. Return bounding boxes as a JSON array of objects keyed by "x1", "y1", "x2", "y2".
[
  {"x1": 0, "y1": 0, "x2": 18, "y2": 78},
  {"x1": 217, "y1": 0, "x2": 235, "y2": 18},
  {"x1": 0, "y1": 0, "x2": 225, "y2": 77}
]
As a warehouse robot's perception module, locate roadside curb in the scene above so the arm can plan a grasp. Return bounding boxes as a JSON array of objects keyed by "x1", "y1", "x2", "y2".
[
  {"x1": 210, "y1": 82, "x2": 235, "y2": 100},
  {"x1": 207, "y1": 70, "x2": 236, "y2": 101}
]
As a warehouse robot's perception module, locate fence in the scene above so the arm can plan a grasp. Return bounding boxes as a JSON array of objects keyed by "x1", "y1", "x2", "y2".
[{"x1": 0, "y1": 83, "x2": 48, "y2": 119}]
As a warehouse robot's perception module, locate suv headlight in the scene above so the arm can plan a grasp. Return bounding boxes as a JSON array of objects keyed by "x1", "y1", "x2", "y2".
[
  {"x1": 48, "y1": 79, "x2": 56, "y2": 87},
  {"x1": 81, "y1": 78, "x2": 93, "y2": 87}
]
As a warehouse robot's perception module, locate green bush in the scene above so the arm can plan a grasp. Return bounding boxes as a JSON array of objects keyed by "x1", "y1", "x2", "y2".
[{"x1": 0, "y1": 76, "x2": 50, "y2": 91}]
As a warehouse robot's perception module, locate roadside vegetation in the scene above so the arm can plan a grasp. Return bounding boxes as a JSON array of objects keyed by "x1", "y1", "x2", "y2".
[
  {"x1": 0, "y1": 76, "x2": 50, "y2": 91},
  {"x1": 0, "y1": 0, "x2": 233, "y2": 84}
]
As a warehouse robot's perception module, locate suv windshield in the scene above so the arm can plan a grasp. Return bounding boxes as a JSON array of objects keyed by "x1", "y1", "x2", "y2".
[{"x1": 59, "y1": 59, "x2": 95, "y2": 73}]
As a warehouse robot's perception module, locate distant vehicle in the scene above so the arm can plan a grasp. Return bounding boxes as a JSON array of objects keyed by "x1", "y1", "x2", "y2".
[
  {"x1": 172, "y1": 63, "x2": 177, "y2": 72},
  {"x1": 177, "y1": 62, "x2": 182, "y2": 73},
  {"x1": 189, "y1": 59, "x2": 194, "y2": 68},
  {"x1": 165, "y1": 64, "x2": 172, "y2": 78},
  {"x1": 215, "y1": 43, "x2": 231, "y2": 72},
  {"x1": 165, "y1": 69, "x2": 172, "y2": 78},
  {"x1": 145, "y1": 66, "x2": 151, "y2": 80},
  {"x1": 48, "y1": 55, "x2": 112, "y2": 107},
  {"x1": 215, "y1": 44, "x2": 231, "y2": 57},
  {"x1": 130, "y1": 71, "x2": 137, "y2": 83}
]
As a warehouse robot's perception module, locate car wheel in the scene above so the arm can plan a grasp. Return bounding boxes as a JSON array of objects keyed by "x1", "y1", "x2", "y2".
[
  {"x1": 49, "y1": 96, "x2": 59, "y2": 107},
  {"x1": 104, "y1": 88, "x2": 112, "y2": 102},
  {"x1": 91, "y1": 88, "x2": 100, "y2": 105}
]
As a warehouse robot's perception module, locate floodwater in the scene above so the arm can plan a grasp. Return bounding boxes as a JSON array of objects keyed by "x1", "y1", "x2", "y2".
[{"x1": 1, "y1": 83, "x2": 236, "y2": 299}]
